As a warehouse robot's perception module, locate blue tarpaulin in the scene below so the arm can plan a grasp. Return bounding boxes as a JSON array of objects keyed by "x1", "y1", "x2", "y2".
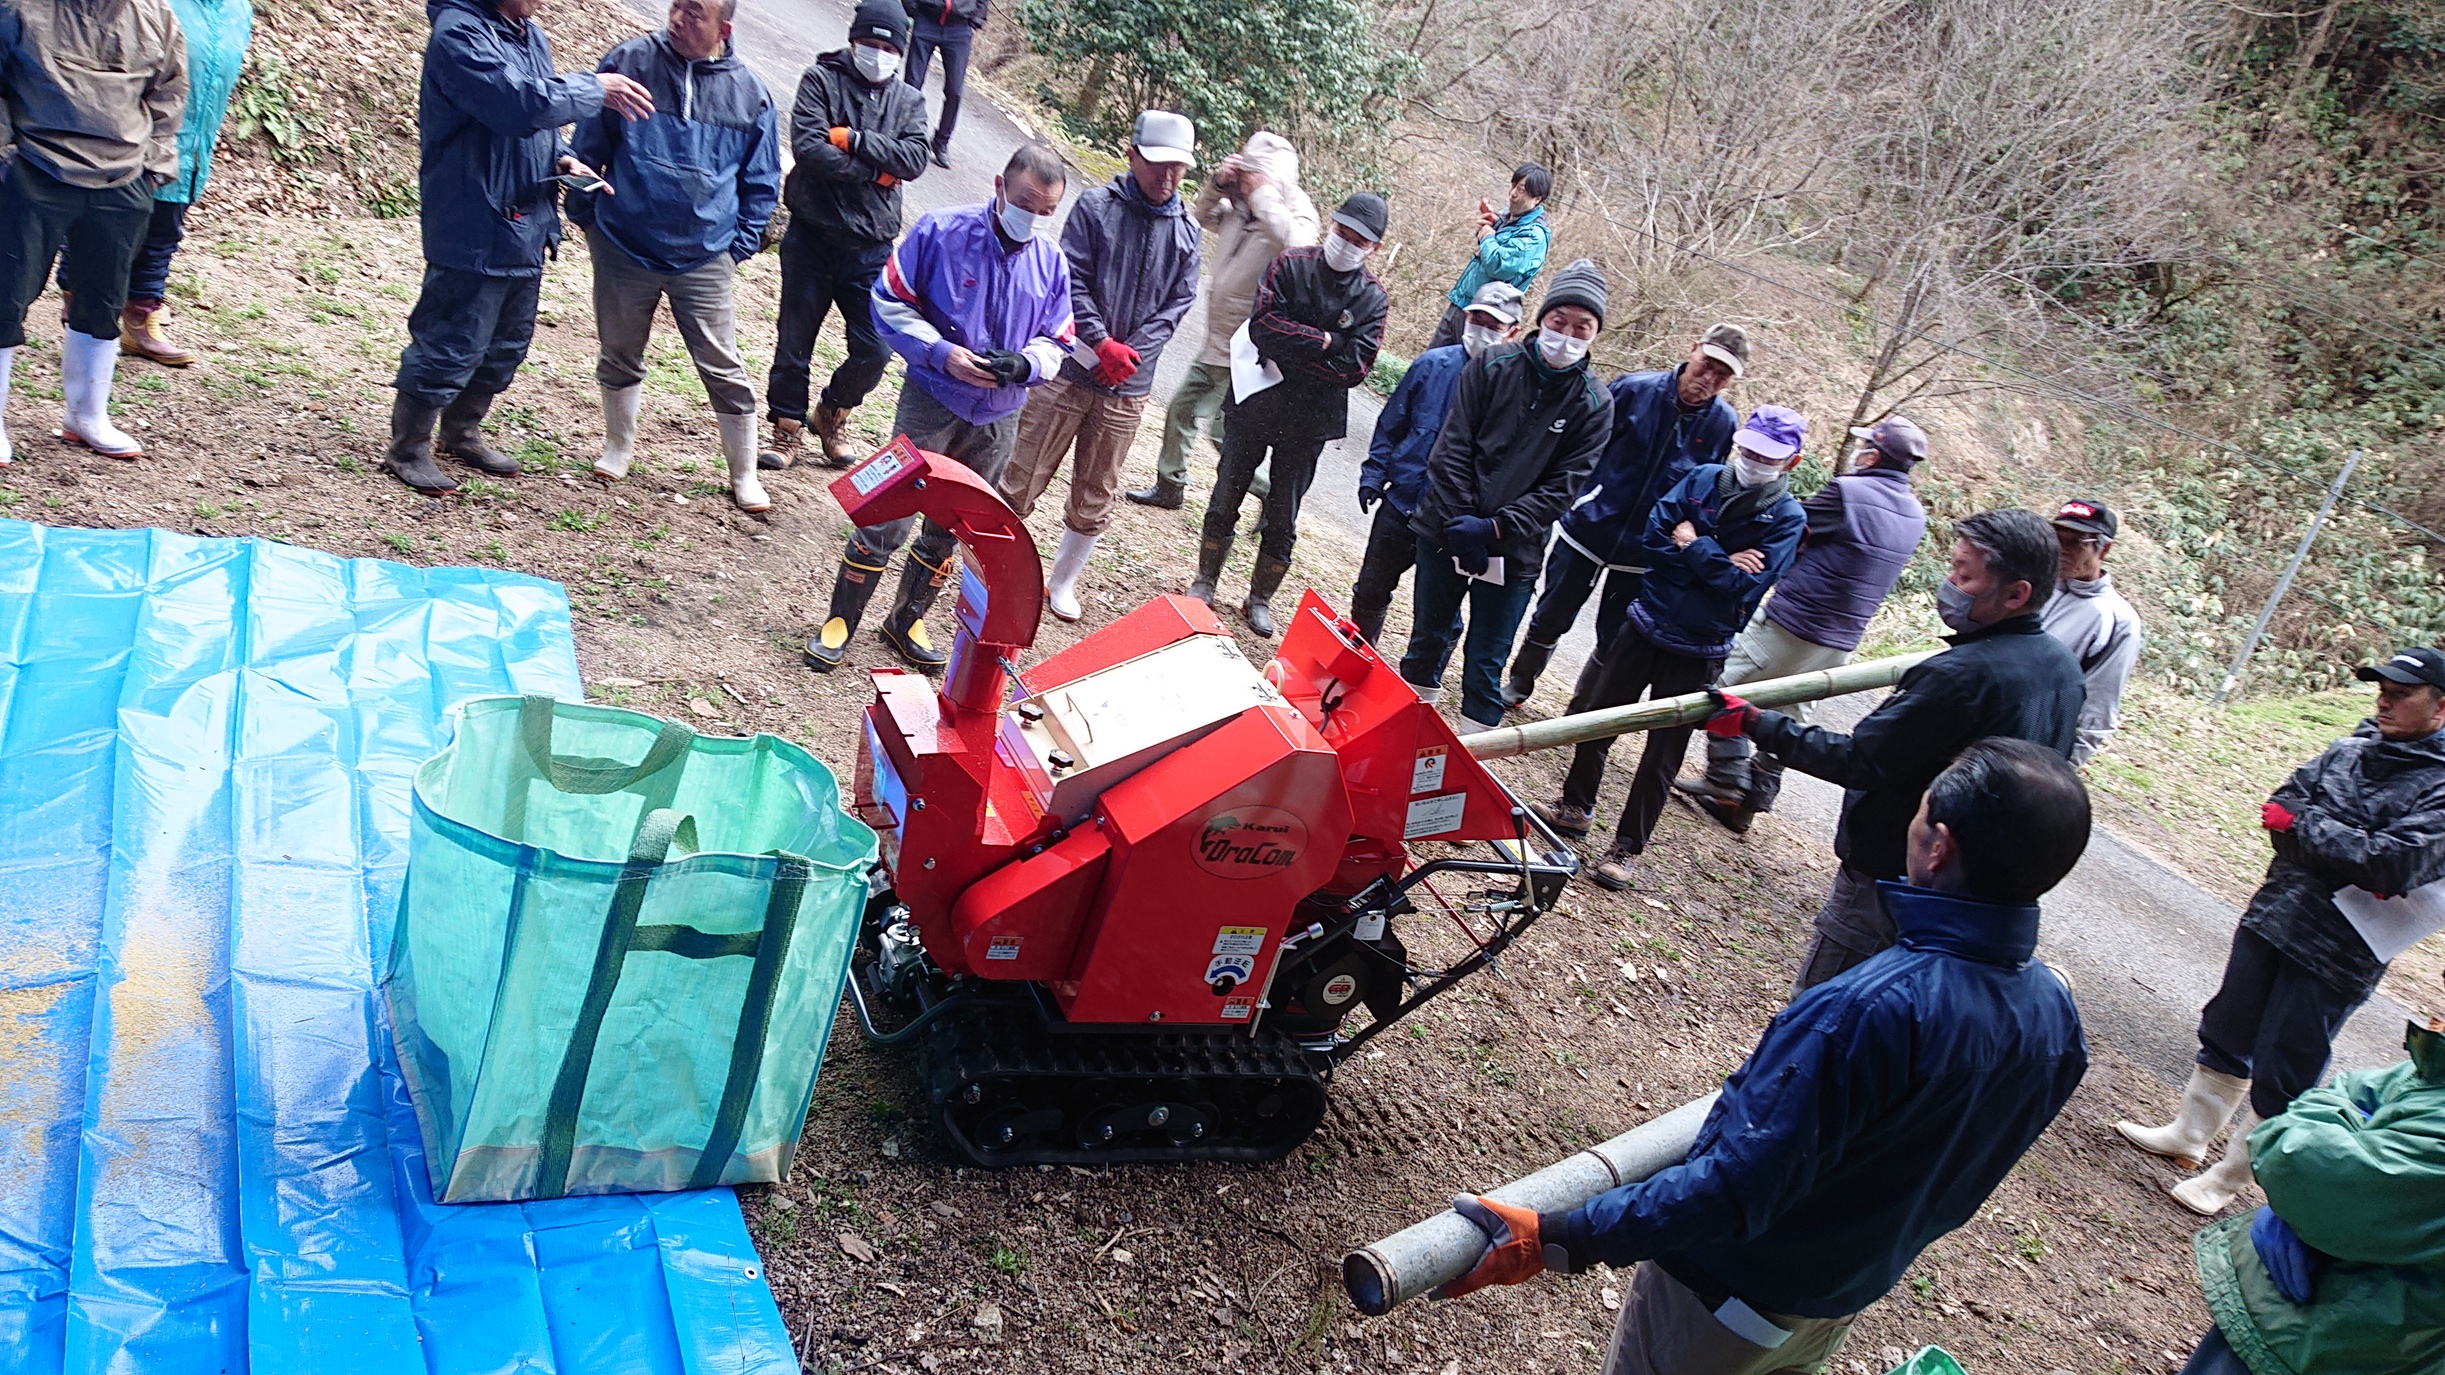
[{"x1": 0, "y1": 523, "x2": 799, "y2": 1373}]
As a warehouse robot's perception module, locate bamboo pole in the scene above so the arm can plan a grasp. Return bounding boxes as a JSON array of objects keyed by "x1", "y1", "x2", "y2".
[{"x1": 1459, "y1": 650, "x2": 1937, "y2": 760}]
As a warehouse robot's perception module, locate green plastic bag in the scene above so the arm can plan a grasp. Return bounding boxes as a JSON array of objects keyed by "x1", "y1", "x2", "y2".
[
  {"x1": 1884, "y1": 1346, "x2": 1966, "y2": 1375},
  {"x1": 384, "y1": 695, "x2": 878, "y2": 1202}
]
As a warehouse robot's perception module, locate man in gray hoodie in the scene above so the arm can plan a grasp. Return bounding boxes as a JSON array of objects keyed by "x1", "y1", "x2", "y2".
[{"x1": 2041, "y1": 497, "x2": 2144, "y2": 766}]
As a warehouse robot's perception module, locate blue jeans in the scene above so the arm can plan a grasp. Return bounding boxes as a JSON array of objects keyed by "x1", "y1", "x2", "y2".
[
  {"x1": 2177, "y1": 1328, "x2": 2249, "y2": 1375},
  {"x1": 1400, "y1": 538, "x2": 1536, "y2": 727}
]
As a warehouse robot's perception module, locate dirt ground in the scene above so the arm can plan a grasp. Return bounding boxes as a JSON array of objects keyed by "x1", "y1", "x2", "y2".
[{"x1": 0, "y1": 207, "x2": 2240, "y2": 1374}]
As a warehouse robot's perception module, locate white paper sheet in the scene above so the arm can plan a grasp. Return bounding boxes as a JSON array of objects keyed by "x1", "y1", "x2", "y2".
[
  {"x1": 1228, "y1": 321, "x2": 1282, "y2": 403},
  {"x1": 2335, "y1": 880, "x2": 2445, "y2": 963}
]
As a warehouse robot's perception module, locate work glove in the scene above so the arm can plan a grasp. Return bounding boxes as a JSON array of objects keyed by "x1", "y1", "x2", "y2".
[
  {"x1": 1092, "y1": 338, "x2": 1141, "y2": 387},
  {"x1": 828, "y1": 126, "x2": 853, "y2": 152},
  {"x1": 1703, "y1": 687, "x2": 1758, "y2": 738},
  {"x1": 1444, "y1": 514, "x2": 1496, "y2": 575},
  {"x1": 2261, "y1": 801, "x2": 2296, "y2": 832},
  {"x1": 1432, "y1": 1194, "x2": 1557, "y2": 1300},
  {"x1": 977, "y1": 349, "x2": 1032, "y2": 386},
  {"x1": 2250, "y1": 1206, "x2": 2324, "y2": 1304},
  {"x1": 1357, "y1": 485, "x2": 1382, "y2": 515},
  {"x1": 876, "y1": 172, "x2": 899, "y2": 189}
]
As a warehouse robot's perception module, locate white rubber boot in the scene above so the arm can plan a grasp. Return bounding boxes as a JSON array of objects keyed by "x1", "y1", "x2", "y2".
[
  {"x1": 2115, "y1": 1066, "x2": 2249, "y2": 1169},
  {"x1": 2171, "y1": 1107, "x2": 2260, "y2": 1215},
  {"x1": 0, "y1": 346, "x2": 16, "y2": 466},
  {"x1": 720, "y1": 412, "x2": 769, "y2": 512},
  {"x1": 594, "y1": 384, "x2": 642, "y2": 481},
  {"x1": 61, "y1": 330, "x2": 141, "y2": 458},
  {"x1": 1045, "y1": 528, "x2": 1097, "y2": 622}
]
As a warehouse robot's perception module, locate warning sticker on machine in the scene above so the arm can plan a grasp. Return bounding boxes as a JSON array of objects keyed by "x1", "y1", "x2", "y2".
[
  {"x1": 986, "y1": 937, "x2": 1023, "y2": 961},
  {"x1": 1220, "y1": 997, "x2": 1256, "y2": 1020},
  {"x1": 1411, "y1": 745, "x2": 1447, "y2": 795},
  {"x1": 1212, "y1": 926, "x2": 1266, "y2": 956},
  {"x1": 1204, "y1": 954, "x2": 1255, "y2": 985},
  {"x1": 1404, "y1": 792, "x2": 1467, "y2": 839},
  {"x1": 848, "y1": 436, "x2": 915, "y2": 495}
]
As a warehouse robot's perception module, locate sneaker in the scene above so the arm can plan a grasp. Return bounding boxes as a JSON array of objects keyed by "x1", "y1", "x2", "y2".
[
  {"x1": 1590, "y1": 848, "x2": 1637, "y2": 891},
  {"x1": 1528, "y1": 799, "x2": 1593, "y2": 840}
]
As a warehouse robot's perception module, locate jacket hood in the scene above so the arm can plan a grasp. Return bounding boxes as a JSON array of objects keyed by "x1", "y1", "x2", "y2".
[
  {"x1": 2409, "y1": 1020, "x2": 2445, "y2": 1081},
  {"x1": 1879, "y1": 881, "x2": 2043, "y2": 968},
  {"x1": 1108, "y1": 171, "x2": 1186, "y2": 217},
  {"x1": 1240, "y1": 131, "x2": 1299, "y2": 188},
  {"x1": 2349, "y1": 716, "x2": 2445, "y2": 764},
  {"x1": 431, "y1": 0, "x2": 503, "y2": 24}
]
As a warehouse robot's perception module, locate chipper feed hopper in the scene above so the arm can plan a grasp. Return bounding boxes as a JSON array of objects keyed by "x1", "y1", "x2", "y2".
[{"x1": 832, "y1": 439, "x2": 1578, "y2": 1167}]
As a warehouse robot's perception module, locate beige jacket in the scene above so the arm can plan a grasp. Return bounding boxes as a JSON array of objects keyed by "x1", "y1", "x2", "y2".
[
  {"x1": 0, "y1": 0, "x2": 189, "y2": 189},
  {"x1": 1191, "y1": 131, "x2": 1318, "y2": 367}
]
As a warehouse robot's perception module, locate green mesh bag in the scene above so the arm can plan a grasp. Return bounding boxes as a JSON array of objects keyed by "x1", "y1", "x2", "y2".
[
  {"x1": 1884, "y1": 1347, "x2": 1967, "y2": 1375},
  {"x1": 384, "y1": 695, "x2": 877, "y2": 1203}
]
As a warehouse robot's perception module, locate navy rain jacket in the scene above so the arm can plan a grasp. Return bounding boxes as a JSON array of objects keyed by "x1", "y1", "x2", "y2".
[
  {"x1": 1557, "y1": 366, "x2": 1737, "y2": 570},
  {"x1": 1360, "y1": 343, "x2": 1467, "y2": 519},
  {"x1": 417, "y1": 0, "x2": 605, "y2": 276},
  {"x1": 1057, "y1": 173, "x2": 1202, "y2": 398},
  {"x1": 1546, "y1": 883, "x2": 2088, "y2": 1318},
  {"x1": 568, "y1": 31, "x2": 780, "y2": 273},
  {"x1": 1626, "y1": 464, "x2": 1805, "y2": 658}
]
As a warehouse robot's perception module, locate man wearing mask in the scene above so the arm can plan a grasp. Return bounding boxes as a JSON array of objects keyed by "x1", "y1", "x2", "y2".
[
  {"x1": 1189, "y1": 191, "x2": 1389, "y2": 637},
  {"x1": 901, "y1": 0, "x2": 981, "y2": 170},
  {"x1": 1400, "y1": 263, "x2": 1612, "y2": 731},
  {"x1": 1425, "y1": 162, "x2": 1551, "y2": 350},
  {"x1": 759, "y1": 0, "x2": 931, "y2": 470},
  {"x1": 1346, "y1": 281, "x2": 1523, "y2": 646},
  {"x1": 1503, "y1": 323, "x2": 1748, "y2": 708},
  {"x1": 997, "y1": 110, "x2": 1202, "y2": 622},
  {"x1": 2118, "y1": 647, "x2": 2445, "y2": 1216},
  {"x1": 1676, "y1": 416, "x2": 1929, "y2": 834},
  {"x1": 1704, "y1": 508, "x2": 2084, "y2": 988},
  {"x1": 1127, "y1": 131, "x2": 1318, "y2": 512},
  {"x1": 387, "y1": 0, "x2": 656, "y2": 493},
  {"x1": 2042, "y1": 498, "x2": 2144, "y2": 766},
  {"x1": 571, "y1": 0, "x2": 780, "y2": 513},
  {"x1": 1529, "y1": 404, "x2": 1807, "y2": 889},
  {"x1": 805, "y1": 142, "x2": 1073, "y2": 672}
]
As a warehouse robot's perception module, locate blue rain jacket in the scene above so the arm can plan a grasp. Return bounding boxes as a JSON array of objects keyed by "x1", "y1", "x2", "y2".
[
  {"x1": 417, "y1": 0, "x2": 604, "y2": 276},
  {"x1": 1360, "y1": 343, "x2": 1467, "y2": 518},
  {"x1": 567, "y1": 31, "x2": 780, "y2": 273},
  {"x1": 1624, "y1": 463, "x2": 1805, "y2": 658}
]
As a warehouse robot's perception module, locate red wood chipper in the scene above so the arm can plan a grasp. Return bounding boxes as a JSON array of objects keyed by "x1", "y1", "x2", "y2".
[{"x1": 834, "y1": 439, "x2": 1577, "y2": 1167}]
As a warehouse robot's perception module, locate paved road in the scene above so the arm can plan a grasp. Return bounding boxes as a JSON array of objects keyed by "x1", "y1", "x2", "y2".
[{"x1": 668, "y1": 0, "x2": 2411, "y2": 1088}]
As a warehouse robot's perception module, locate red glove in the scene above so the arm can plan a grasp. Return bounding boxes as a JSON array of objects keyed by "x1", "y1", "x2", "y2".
[
  {"x1": 1432, "y1": 1194, "x2": 1548, "y2": 1300},
  {"x1": 1703, "y1": 688, "x2": 1758, "y2": 739},
  {"x1": 828, "y1": 126, "x2": 853, "y2": 151},
  {"x1": 2262, "y1": 801, "x2": 2296, "y2": 832},
  {"x1": 1092, "y1": 338, "x2": 1141, "y2": 386}
]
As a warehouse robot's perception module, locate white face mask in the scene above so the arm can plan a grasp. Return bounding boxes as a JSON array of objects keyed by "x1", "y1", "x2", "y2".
[
  {"x1": 1729, "y1": 454, "x2": 1785, "y2": 488},
  {"x1": 852, "y1": 43, "x2": 900, "y2": 84},
  {"x1": 1461, "y1": 323, "x2": 1505, "y2": 358},
  {"x1": 1537, "y1": 330, "x2": 1589, "y2": 369},
  {"x1": 997, "y1": 196, "x2": 1049, "y2": 243},
  {"x1": 1320, "y1": 233, "x2": 1369, "y2": 273}
]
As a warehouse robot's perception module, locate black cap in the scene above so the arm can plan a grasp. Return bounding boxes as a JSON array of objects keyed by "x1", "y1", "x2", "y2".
[
  {"x1": 1330, "y1": 192, "x2": 1389, "y2": 243},
  {"x1": 850, "y1": 0, "x2": 910, "y2": 51},
  {"x1": 2356, "y1": 647, "x2": 2445, "y2": 691},
  {"x1": 2052, "y1": 498, "x2": 2118, "y2": 541}
]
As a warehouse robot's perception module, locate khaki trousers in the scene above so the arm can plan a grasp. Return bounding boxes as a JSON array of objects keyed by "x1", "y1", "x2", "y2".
[
  {"x1": 998, "y1": 375, "x2": 1147, "y2": 536},
  {"x1": 1602, "y1": 1263, "x2": 1854, "y2": 1375}
]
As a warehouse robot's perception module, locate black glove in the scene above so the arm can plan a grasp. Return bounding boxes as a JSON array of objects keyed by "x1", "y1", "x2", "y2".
[
  {"x1": 1445, "y1": 514, "x2": 1496, "y2": 575},
  {"x1": 978, "y1": 349, "x2": 1032, "y2": 386},
  {"x1": 1358, "y1": 485, "x2": 1382, "y2": 515}
]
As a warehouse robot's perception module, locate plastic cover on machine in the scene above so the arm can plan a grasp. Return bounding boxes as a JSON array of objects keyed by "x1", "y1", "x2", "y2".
[{"x1": 0, "y1": 522, "x2": 797, "y2": 1374}]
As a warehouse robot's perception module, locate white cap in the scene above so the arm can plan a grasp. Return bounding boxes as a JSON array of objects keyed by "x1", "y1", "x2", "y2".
[{"x1": 1133, "y1": 110, "x2": 1196, "y2": 167}]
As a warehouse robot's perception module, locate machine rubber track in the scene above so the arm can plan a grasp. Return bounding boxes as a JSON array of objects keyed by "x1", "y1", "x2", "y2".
[{"x1": 921, "y1": 1004, "x2": 1330, "y2": 1167}]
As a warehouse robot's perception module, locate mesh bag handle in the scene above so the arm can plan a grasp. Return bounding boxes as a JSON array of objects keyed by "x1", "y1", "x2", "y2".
[{"x1": 517, "y1": 694, "x2": 695, "y2": 795}]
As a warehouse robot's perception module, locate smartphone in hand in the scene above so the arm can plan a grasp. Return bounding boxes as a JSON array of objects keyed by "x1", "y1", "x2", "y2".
[{"x1": 553, "y1": 172, "x2": 609, "y2": 194}]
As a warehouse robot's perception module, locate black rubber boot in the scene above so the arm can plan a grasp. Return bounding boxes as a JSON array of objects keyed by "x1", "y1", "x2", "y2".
[
  {"x1": 1125, "y1": 477, "x2": 1186, "y2": 510},
  {"x1": 1243, "y1": 553, "x2": 1291, "y2": 638},
  {"x1": 1503, "y1": 639, "x2": 1554, "y2": 708},
  {"x1": 385, "y1": 393, "x2": 456, "y2": 493},
  {"x1": 805, "y1": 550, "x2": 889, "y2": 672},
  {"x1": 437, "y1": 390, "x2": 522, "y2": 475},
  {"x1": 1186, "y1": 535, "x2": 1228, "y2": 606},
  {"x1": 878, "y1": 549, "x2": 954, "y2": 671}
]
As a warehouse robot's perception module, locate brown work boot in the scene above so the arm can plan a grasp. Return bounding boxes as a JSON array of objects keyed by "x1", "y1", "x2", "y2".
[
  {"x1": 1590, "y1": 847, "x2": 1637, "y2": 891},
  {"x1": 812, "y1": 403, "x2": 860, "y2": 467},
  {"x1": 119, "y1": 301, "x2": 194, "y2": 367},
  {"x1": 757, "y1": 416, "x2": 804, "y2": 471},
  {"x1": 1528, "y1": 798, "x2": 1593, "y2": 840}
]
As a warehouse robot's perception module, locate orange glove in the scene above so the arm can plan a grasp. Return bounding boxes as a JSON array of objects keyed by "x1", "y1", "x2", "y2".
[
  {"x1": 1431, "y1": 1195, "x2": 1550, "y2": 1300},
  {"x1": 876, "y1": 172, "x2": 899, "y2": 189},
  {"x1": 828, "y1": 126, "x2": 852, "y2": 151}
]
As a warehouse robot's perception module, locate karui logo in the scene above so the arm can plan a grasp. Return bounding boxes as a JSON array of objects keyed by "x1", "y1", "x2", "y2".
[{"x1": 1191, "y1": 806, "x2": 1308, "y2": 879}]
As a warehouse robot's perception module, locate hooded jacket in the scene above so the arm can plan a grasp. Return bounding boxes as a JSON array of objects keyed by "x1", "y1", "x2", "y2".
[
  {"x1": 1361, "y1": 343, "x2": 1469, "y2": 519},
  {"x1": 2247, "y1": 721, "x2": 2445, "y2": 999},
  {"x1": 781, "y1": 46, "x2": 930, "y2": 246},
  {"x1": 1408, "y1": 336, "x2": 1611, "y2": 580},
  {"x1": 161, "y1": 0, "x2": 250, "y2": 205},
  {"x1": 1547, "y1": 883, "x2": 2088, "y2": 1319},
  {"x1": 1191, "y1": 132, "x2": 1319, "y2": 367},
  {"x1": 0, "y1": 0, "x2": 187, "y2": 189},
  {"x1": 1558, "y1": 366, "x2": 1739, "y2": 572},
  {"x1": 567, "y1": 31, "x2": 780, "y2": 274},
  {"x1": 1228, "y1": 244, "x2": 1386, "y2": 444},
  {"x1": 2195, "y1": 1021, "x2": 2445, "y2": 1375},
  {"x1": 871, "y1": 200, "x2": 1075, "y2": 426},
  {"x1": 416, "y1": 0, "x2": 606, "y2": 277},
  {"x1": 1057, "y1": 173, "x2": 1202, "y2": 398},
  {"x1": 1750, "y1": 616, "x2": 2084, "y2": 881},
  {"x1": 1626, "y1": 464, "x2": 1806, "y2": 659},
  {"x1": 1444, "y1": 204, "x2": 1549, "y2": 309}
]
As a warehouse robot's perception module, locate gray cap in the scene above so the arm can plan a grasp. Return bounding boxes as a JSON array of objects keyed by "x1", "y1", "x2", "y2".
[
  {"x1": 1465, "y1": 280, "x2": 1524, "y2": 325},
  {"x1": 1133, "y1": 109, "x2": 1195, "y2": 166},
  {"x1": 1848, "y1": 415, "x2": 1928, "y2": 469},
  {"x1": 1698, "y1": 322, "x2": 1750, "y2": 377},
  {"x1": 1538, "y1": 258, "x2": 1608, "y2": 329},
  {"x1": 1331, "y1": 191, "x2": 1389, "y2": 243}
]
